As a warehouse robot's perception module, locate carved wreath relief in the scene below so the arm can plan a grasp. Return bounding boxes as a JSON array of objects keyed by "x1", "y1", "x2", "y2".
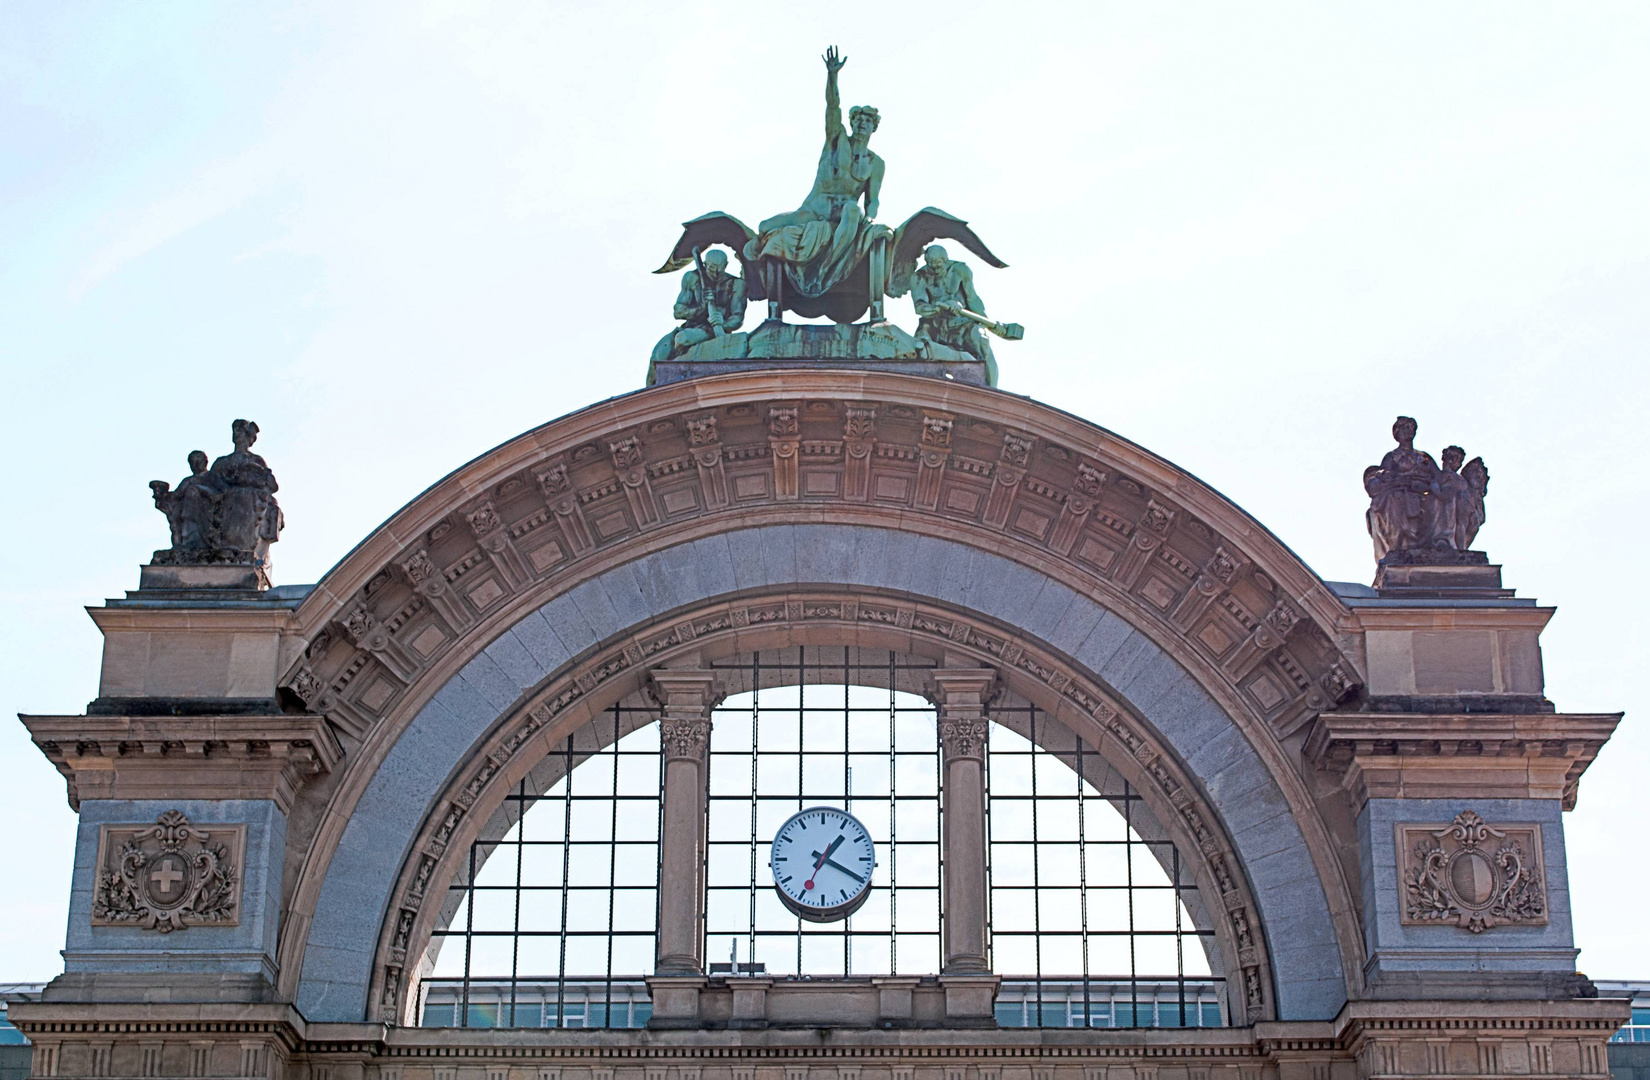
[
  {"x1": 91, "y1": 811, "x2": 243, "y2": 932},
  {"x1": 1399, "y1": 811, "x2": 1546, "y2": 933}
]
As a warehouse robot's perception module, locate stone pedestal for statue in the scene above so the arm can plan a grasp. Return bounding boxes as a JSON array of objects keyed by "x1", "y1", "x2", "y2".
[
  {"x1": 137, "y1": 563, "x2": 269, "y2": 594},
  {"x1": 650, "y1": 320, "x2": 990, "y2": 387},
  {"x1": 1374, "y1": 553, "x2": 1512, "y2": 597}
]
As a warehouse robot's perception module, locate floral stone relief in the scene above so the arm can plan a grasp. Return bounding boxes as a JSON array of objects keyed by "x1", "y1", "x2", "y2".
[{"x1": 1399, "y1": 810, "x2": 1547, "y2": 933}]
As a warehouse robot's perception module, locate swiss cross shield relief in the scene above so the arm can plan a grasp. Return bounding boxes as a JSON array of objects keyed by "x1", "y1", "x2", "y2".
[{"x1": 91, "y1": 810, "x2": 244, "y2": 932}]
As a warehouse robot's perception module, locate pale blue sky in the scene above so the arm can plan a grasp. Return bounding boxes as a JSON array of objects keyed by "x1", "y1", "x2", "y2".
[{"x1": 2, "y1": 2, "x2": 1647, "y2": 982}]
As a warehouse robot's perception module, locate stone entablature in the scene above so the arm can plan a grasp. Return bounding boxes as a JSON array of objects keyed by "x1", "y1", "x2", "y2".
[
  {"x1": 1306, "y1": 712, "x2": 1619, "y2": 812},
  {"x1": 22, "y1": 714, "x2": 342, "y2": 812},
  {"x1": 7, "y1": 998, "x2": 1628, "y2": 1080}
]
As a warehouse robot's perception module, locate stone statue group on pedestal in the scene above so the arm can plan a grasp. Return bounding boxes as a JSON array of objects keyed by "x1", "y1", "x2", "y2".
[
  {"x1": 150, "y1": 419, "x2": 284, "y2": 575},
  {"x1": 1364, "y1": 415, "x2": 1489, "y2": 566},
  {"x1": 650, "y1": 48, "x2": 1022, "y2": 385}
]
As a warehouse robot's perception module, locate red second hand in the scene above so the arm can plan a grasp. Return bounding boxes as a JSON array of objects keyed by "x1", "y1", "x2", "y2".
[{"x1": 803, "y1": 849, "x2": 827, "y2": 891}]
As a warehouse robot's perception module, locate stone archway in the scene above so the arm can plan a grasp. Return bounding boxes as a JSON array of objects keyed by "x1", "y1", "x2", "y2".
[
  {"x1": 345, "y1": 588, "x2": 1292, "y2": 1027},
  {"x1": 270, "y1": 373, "x2": 1369, "y2": 1026}
]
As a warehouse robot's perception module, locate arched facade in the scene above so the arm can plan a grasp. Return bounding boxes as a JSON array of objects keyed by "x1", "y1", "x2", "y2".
[{"x1": 16, "y1": 371, "x2": 1626, "y2": 1080}]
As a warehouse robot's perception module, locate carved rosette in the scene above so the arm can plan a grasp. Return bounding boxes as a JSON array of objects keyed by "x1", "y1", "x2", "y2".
[
  {"x1": 91, "y1": 811, "x2": 243, "y2": 933},
  {"x1": 1399, "y1": 811, "x2": 1547, "y2": 933}
]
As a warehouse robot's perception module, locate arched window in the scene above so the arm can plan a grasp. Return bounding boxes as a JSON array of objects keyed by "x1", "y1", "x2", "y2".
[{"x1": 417, "y1": 648, "x2": 1226, "y2": 1029}]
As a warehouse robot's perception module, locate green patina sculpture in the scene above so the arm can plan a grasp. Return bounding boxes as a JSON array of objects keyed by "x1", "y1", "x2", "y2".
[
  {"x1": 650, "y1": 48, "x2": 1023, "y2": 383},
  {"x1": 909, "y1": 245, "x2": 1022, "y2": 387},
  {"x1": 651, "y1": 248, "x2": 747, "y2": 364},
  {"x1": 743, "y1": 47, "x2": 891, "y2": 311}
]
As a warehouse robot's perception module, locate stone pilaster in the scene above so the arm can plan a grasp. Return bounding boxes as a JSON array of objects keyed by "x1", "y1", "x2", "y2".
[
  {"x1": 651, "y1": 668, "x2": 721, "y2": 977},
  {"x1": 930, "y1": 665, "x2": 996, "y2": 977}
]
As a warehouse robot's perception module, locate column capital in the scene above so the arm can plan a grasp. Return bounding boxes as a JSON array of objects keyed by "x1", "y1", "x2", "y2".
[
  {"x1": 929, "y1": 667, "x2": 996, "y2": 761},
  {"x1": 650, "y1": 668, "x2": 721, "y2": 764}
]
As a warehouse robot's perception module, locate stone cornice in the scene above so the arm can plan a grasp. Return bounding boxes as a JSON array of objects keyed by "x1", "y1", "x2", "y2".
[
  {"x1": 10, "y1": 998, "x2": 1627, "y2": 1063},
  {"x1": 1304, "y1": 712, "x2": 1621, "y2": 811},
  {"x1": 21, "y1": 713, "x2": 344, "y2": 813}
]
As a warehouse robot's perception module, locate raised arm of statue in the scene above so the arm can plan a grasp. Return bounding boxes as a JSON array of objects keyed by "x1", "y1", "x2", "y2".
[{"x1": 823, "y1": 46, "x2": 846, "y2": 140}]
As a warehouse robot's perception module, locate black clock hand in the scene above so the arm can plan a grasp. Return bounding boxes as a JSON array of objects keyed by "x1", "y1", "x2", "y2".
[
  {"x1": 803, "y1": 834, "x2": 846, "y2": 891},
  {"x1": 809, "y1": 852, "x2": 865, "y2": 884}
]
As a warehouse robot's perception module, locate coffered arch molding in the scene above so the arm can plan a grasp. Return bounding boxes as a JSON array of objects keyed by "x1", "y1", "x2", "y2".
[
  {"x1": 275, "y1": 373, "x2": 1365, "y2": 1023},
  {"x1": 286, "y1": 529, "x2": 1356, "y2": 1026}
]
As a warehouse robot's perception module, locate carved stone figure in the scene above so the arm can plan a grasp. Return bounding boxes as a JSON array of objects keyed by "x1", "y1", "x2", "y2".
[
  {"x1": 150, "y1": 419, "x2": 283, "y2": 574},
  {"x1": 1363, "y1": 416, "x2": 1437, "y2": 561},
  {"x1": 651, "y1": 248, "x2": 748, "y2": 362},
  {"x1": 211, "y1": 419, "x2": 283, "y2": 569},
  {"x1": 150, "y1": 450, "x2": 223, "y2": 555},
  {"x1": 1363, "y1": 416, "x2": 1488, "y2": 565}
]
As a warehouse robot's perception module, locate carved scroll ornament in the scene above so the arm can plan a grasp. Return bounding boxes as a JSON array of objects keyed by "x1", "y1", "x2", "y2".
[
  {"x1": 91, "y1": 810, "x2": 243, "y2": 933},
  {"x1": 1399, "y1": 810, "x2": 1546, "y2": 933}
]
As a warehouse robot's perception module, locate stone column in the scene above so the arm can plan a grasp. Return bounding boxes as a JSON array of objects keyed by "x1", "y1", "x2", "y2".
[
  {"x1": 932, "y1": 666, "x2": 996, "y2": 975},
  {"x1": 651, "y1": 668, "x2": 720, "y2": 977}
]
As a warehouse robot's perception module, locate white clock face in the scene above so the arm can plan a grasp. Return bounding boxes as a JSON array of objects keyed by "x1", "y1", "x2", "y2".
[{"x1": 770, "y1": 806, "x2": 876, "y2": 923}]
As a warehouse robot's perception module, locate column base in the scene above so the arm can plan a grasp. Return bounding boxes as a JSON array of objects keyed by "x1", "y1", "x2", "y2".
[
  {"x1": 644, "y1": 976, "x2": 708, "y2": 1029},
  {"x1": 939, "y1": 974, "x2": 1000, "y2": 1027}
]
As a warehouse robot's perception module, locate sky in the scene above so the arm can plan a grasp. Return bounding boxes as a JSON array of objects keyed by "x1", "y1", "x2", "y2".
[{"x1": 1, "y1": 1, "x2": 1647, "y2": 984}]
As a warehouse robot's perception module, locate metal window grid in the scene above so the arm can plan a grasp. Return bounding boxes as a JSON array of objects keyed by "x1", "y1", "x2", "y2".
[
  {"x1": 984, "y1": 700, "x2": 1219, "y2": 1027},
  {"x1": 418, "y1": 647, "x2": 1224, "y2": 1030},
  {"x1": 704, "y1": 648, "x2": 944, "y2": 977},
  {"x1": 424, "y1": 702, "x2": 663, "y2": 1028}
]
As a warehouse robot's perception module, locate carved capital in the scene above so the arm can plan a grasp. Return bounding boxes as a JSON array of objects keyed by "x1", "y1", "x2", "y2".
[
  {"x1": 399, "y1": 548, "x2": 444, "y2": 591},
  {"x1": 921, "y1": 412, "x2": 954, "y2": 450},
  {"x1": 466, "y1": 500, "x2": 503, "y2": 537},
  {"x1": 661, "y1": 718, "x2": 712, "y2": 763},
  {"x1": 535, "y1": 461, "x2": 571, "y2": 496},
  {"x1": 1000, "y1": 431, "x2": 1033, "y2": 468},
  {"x1": 938, "y1": 718, "x2": 990, "y2": 760},
  {"x1": 685, "y1": 413, "x2": 719, "y2": 447},
  {"x1": 844, "y1": 405, "x2": 877, "y2": 443},
  {"x1": 610, "y1": 435, "x2": 646, "y2": 472},
  {"x1": 650, "y1": 669, "x2": 721, "y2": 764},
  {"x1": 768, "y1": 405, "x2": 799, "y2": 438},
  {"x1": 929, "y1": 667, "x2": 997, "y2": 761},
  {"x1": 1140, "y1": 498, "x2": 1176, "y2": 539}
]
